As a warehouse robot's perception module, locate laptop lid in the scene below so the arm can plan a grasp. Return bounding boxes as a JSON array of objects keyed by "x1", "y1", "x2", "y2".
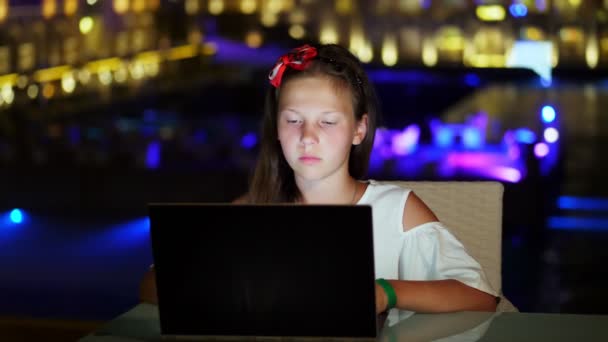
[{"x1": 148, "y1": 204, "x2": 378, "y2": 340}]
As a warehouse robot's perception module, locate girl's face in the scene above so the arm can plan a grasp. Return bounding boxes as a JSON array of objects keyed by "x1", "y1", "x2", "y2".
[{"x1": 277, "y1": 76, "x2": 367, "y2": 184}]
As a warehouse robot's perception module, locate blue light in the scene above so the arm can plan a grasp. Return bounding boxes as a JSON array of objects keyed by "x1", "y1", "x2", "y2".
[
  {"x1": 240, "y1": 132, "x2": 258, "y2": 149},
  {"x1": 10, "y1": 209, "x2": 23, "y2": 224},
  {"x1": 541, "y1": 105, "x2": 556, "y2": 123},
  {"x1": 89, "y1": 217, "x2": 151, "y2": 251},
  {"x1": 540, "y1": 78, "x2": 552, "y2": 88},
  {"x1": 119, "y1": 216, "x2": 151, "y2": 239},
  {"x1": 558, "y1": 196, "x2": 608, "y2": 212},
  {"x1": 511, "y1": 235, "x2": 523, "y2": 248},
  {"x1": 68, "y1": 126, "x2": 81, "y2": 146},
  {"x1": 146, "y1": 141, "x2": 161, "y2": 169},
  {"x1": 513, "y1": 128, "x2": 536, "y2": 144},
  {"x1": 548, "y1": 216, "x2": 608, "y2": 232},
  {"x1": 141, "y1": 125, "x2": 156, "y2": 137},
  {"x1": 143, "y1": 109, "x2": 158, "y2": 122},
  {"x1": 462, "y1": 127, "x2": 483, "y2": 149},
  {"x1": 193, "y1": 130, "x2": 207, "y2": 144},
  {"x1": 434, "y1": 127, "x2": 454, "y2": 148},
  {"x1": 509, "y1": 3, "x2": 528, "y2": 17},
  {"x1": 464, "y1": 73, "x2": 481, "y2": 87},
  {"x1": 366, "y1": 70, "x2": 437, "y2": 84}
]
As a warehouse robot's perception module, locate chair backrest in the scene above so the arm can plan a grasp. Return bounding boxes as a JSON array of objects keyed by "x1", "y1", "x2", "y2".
[{"x1": 381, "y1": 181, "x2": 504, "y2": 294}]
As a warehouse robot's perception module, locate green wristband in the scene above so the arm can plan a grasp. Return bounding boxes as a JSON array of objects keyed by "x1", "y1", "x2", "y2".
[{"x1": 376, "y1": 278, "x2": 397, "y2": 310}]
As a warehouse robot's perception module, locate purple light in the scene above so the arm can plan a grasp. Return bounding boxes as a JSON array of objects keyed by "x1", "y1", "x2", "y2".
[
  {"x1": 380, "y1": 145, "x2": 393, "y2": 159},
  {"x1": 241, "y1": 132, "x2": 258, "y2": 149},
  {"x1": 543, "y1": 127, "x2": 559, "y2": 143},
  {"x1": 488, "y1": 166, "x2": 522, "y2": 183},
  {"x1": 534, "y1": 142, "x2": 550, "y2": 158},
  {"x1": 444, "y1": 151, "x2": 524, "y2": 183},
  {"x1": 536, "y1": 0, "x2": 547, "y2": 11},
  {"x1": 508, "y1": 145, "x2": 521, "y2": 160},
  {"x1": 146, "y1": 141, "x2": 161, "y2": 169},
  {"x1": 373, "y1": 128, "x2": 389, "y2": 148},
  {"x1": 371, "y1": 128, "x2": 395, "y2": 160},
  {"x1": 503, "y1": 130, "x2": 516, "y2": 145},
  {"x1": 456, "y1": 165, "x2": 523, "y2": 183},
  {"x1": 391, "y1": 125, "x2": 420, "y2": 156},
  {"x1": 446, "y1": 152, "x2": 507, "y2": 169},
  {"x1": 467, "y1": 112, "x2": 488, "y2": 129}
]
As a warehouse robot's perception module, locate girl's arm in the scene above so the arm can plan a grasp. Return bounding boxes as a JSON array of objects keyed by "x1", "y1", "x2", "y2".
[
  {"x1": 376, "y1": 278, "x2": 497, "y2": 314},
  {"x1": 375, "y1": 193, "x2": 497, "y2": 314},
  {"x1": 139, "y1": 266, "x2": 158, "y2": 304}
]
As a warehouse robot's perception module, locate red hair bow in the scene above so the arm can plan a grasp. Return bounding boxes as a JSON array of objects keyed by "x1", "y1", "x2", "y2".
[{"x1": 268, "y1": 44, "x2": 318, "y2": 88}]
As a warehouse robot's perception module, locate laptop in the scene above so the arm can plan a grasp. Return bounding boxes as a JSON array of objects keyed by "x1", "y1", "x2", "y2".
[{"x1": 148, "y1": 203, "x2": 384, "y2": 341}]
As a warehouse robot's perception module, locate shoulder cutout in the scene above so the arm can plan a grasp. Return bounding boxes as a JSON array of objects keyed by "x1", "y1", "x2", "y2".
[{"x1": 402, "y1": 192, "x2": 439, "y2": 232}]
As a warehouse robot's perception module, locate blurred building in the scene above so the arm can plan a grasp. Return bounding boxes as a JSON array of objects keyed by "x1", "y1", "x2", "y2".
[{"x1": 1, "y1": 1, "x2": 608, "y2": 105}]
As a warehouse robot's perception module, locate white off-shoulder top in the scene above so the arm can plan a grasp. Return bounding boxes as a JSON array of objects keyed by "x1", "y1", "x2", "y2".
[{"x1": 358, "y1": 180, "x2": 496, "y2": 297}]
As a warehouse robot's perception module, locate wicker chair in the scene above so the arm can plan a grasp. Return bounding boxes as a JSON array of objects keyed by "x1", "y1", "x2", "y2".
[{"x1": 382, "y1": 181, "x2": 518, "y2": 312}]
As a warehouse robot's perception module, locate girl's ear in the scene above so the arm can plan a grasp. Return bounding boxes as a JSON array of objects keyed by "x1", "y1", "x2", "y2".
[{"x1": 353, "y1": 114, "x2": 368, "y2": 145}]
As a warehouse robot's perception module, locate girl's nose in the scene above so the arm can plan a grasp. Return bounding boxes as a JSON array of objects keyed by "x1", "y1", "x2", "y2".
[{"x1": 300, "y1": 122, "x2": 319, "y2": 145}]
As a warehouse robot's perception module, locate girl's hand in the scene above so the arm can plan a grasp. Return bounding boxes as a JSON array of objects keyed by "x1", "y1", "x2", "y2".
[{"x1": 375, "y1": 282, "x2": 388, "y2": 314}]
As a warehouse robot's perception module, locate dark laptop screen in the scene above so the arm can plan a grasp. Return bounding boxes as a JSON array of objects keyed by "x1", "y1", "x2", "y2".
[{"x1": 149, "y1": 204, "x2": 377, "y2": 338}]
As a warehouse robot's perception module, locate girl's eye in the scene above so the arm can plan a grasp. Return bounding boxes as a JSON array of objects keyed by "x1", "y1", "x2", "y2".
[
  {"x1": 287, "y1": 119, "x2": 300, "y2": 124},
  {"x1": 322, "y1": 121, "x2": 336, "y2": 125}
]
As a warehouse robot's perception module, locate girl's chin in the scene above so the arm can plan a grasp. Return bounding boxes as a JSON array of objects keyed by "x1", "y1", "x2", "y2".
[{"x1": 293, "y1": 171, "x2": 328, "y2": 182}]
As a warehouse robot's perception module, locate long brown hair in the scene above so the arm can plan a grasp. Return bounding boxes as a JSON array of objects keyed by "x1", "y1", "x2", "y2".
[{"x1": 248, "y1": 44, "x2": 380, "y2": 203}]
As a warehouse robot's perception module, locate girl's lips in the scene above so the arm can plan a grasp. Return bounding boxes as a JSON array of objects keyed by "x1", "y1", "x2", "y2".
[{"x1": 299, "y1": 156, "x2": 321, "y2": 164}]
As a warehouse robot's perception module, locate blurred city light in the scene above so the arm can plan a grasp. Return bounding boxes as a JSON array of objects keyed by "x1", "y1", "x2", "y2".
[
  {"x1": 534, "y1": 142, "x2": 550, "y2": 158},
  {"x1": 544, "y1": 127, "x2": 560, "y2": 143},
  {"x1": 476, "y1": 5, "x2": 506, "y2": 21},
  {"x1": 509, "y1": 3, "x2": 528, "y2": 18},
  {"x1": 79, "y1": 16, "x2": 94, "y2": 34},
  {"x1": 10, "y1": 209, "x2": 23, "y2": 224},
  {"x1": 541, "y1": 105, "x2": 556, "y2": 123},
  {"x1": 514, "y1": 128, "x2": 537, "y2": 144}
]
